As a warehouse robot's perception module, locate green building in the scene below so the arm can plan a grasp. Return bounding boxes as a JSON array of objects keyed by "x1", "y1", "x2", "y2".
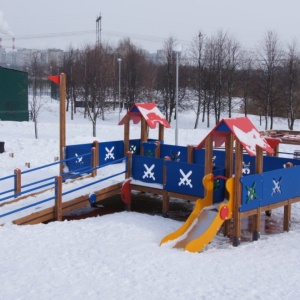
[{"x1": 0, "y1": 67, "x2": 29, "y2": 121}]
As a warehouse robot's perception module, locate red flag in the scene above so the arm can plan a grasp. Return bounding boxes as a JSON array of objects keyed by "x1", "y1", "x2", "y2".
[{"x1": 48, "y1": 75, "x2": 60, "y2": 85}]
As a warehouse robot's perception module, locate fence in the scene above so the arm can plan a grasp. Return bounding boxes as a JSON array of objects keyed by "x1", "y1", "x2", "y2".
[{"x1": 0, "y1": 149, "x2": 128, "y2": 223}]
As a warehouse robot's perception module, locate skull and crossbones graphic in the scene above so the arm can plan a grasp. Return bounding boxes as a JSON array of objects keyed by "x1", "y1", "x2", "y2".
[
  {"x1": 105, "y1": 146, "x2": 115, "y2": 161},
  {"x1": 178, "y1": 169, "x2": 193, "y2": 188},
  {"x1": 142, "y1": 164, "x2": 155, "y2": 180}
]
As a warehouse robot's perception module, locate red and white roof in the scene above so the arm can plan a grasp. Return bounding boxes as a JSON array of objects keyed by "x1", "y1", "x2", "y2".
[
  {"x1": 196, "y1": 117, "x2": 274, "y2": 156},
  {"x1": 118, "y1": 103, "x2": 170, "y2": 129}
]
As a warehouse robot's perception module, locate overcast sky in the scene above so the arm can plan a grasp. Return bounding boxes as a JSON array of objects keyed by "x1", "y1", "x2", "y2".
[{"x1": 1, "y1": 0, "x2": 300, "y2": 53}]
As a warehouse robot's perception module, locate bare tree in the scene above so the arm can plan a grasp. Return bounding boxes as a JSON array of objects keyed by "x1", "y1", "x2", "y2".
[
  {"x1": 257, "y1": 31, "x2": 283, "y2": 129},
  {"x1": 189, "y1": 31, "x2": 205, "y2": 129},
  {"x1": 282, "y1": 40, "x2": 300, "y2": 129},
  {"x1": 116, "y1": 38, "x2": 151, "y2": 110},
  {"x1": 238, "y1": 50, "x2": 254, "y2": 116},
  {"x1": 156, "y1": 37, "x2": 188, "y2": 124},
  {"x1": 28, "y1": 51, "x2": 44, "y2": 139},
  {"x1": 224, "y1": 37, "x2": 241, "y2": 118}
]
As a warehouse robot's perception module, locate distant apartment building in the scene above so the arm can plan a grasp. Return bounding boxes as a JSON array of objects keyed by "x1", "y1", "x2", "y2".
[{"x1": 0, "y1": 47, "x2": 64, "y2": 69}]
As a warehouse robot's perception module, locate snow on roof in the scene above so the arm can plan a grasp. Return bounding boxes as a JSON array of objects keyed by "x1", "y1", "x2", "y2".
[
  {"x1": 118, "y1": 103, "x2": 170, "y2": 129},
  {"x1": 196, "y1": 117, "x2": 274, "y2": 156}
]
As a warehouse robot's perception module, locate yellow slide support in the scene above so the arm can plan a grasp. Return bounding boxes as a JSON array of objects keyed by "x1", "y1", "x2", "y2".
[{"x1": 160, "y1": 175, "x2": 235, "y2": 253}]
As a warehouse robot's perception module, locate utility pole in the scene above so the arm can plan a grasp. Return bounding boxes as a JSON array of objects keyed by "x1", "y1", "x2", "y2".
[{"x1": 96, "y1": 14, "x2": 102, "y2": 47}]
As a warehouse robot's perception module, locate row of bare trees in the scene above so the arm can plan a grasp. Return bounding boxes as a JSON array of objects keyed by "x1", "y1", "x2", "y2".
[{"x1": 27, "y1": 30, "x2": 300, "y2": 138}]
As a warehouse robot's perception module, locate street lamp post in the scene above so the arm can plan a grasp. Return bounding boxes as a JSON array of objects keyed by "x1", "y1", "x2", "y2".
[
  {"x1": 173, "y1": 43, "x2": 182, "y2": 145},
  {"x1": 117, "y1": 58, "x2": 122, "y2": 122}
]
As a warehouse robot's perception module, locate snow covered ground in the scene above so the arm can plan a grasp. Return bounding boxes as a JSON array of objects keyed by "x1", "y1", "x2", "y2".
[{"x1": 0, "y1": 98, "x2": 300, "y2": 300}]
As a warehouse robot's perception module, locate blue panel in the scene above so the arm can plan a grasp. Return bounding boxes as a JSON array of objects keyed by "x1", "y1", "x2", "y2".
[
  {"x1": 193, "y1": 149, "x2": 206, "y2": 165},
  {"x1": 99, "y1": 141, "x2": 124, "y2": 165},
  {"x1": 132, "y1": 156, "x2": 164, "y2": 184},
  {"x1": 212, "y1": 167, "x2": 226, "y2": 203},
  {"x1": 142, "y1": 141, "x2": 158, "y2": 157},
  {"x1": 129, "y1": 139, "x2": 141, "y2": 155},
  {"x1": 164, "y1": 161, "x2": 205, "y2": 197},
  {"x1": 160, "y1": 144, "x2": 188, "y2": 162},
  {"x1": 215, "y1": 122, "x2": 231, "y2": 132},
  {"x1": 263, "y1": 156, "x2": 291, "y2": 172},
  {"x1": 194, "y1": 149, "x2": 226, "y2": 169},
  {"x1": 240, "y1": 173, "x2": 263, "y2": 212},
  {"x1": 212, "y1": 149, "x2": 226, "y2": 168},
  {"x1": 65, "y1": 145, "x2": 93, "y2": 173},
  {"x1": 262, "y1": 156, "x2": 300, "y2": 172},
  {"x1": 261, "y1": 166, "x2": 300, "y2": 206},
  {"x1": 241, "y1": 153, "x2": 256, "y2": 176},
  {"x1": 131, "y1": 106, "x2": 139, "y2": 113}
]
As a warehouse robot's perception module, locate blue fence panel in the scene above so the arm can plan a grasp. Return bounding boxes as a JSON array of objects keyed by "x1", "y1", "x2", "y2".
[
  {"x1": 261, "y1": 166, "x2": 300, "y2": 206},
  {"x1": 131, "y1": 155, "x2": 164, "y2": 184},
  {"x1": 193, "y1": 149, "x2": 226, "y2": 169},
  {"x1": 241, "y1": 153, "x2": 256, "y2": 175},
  {"x1": 212, "y1": 149, "x2": 226, "y2": 168},
  {"x1": 263, "y1": 155, "x2": 300, "y2": 172},
  {"x1": 193, "y1": 148, "x2": 206, "y2": 165},
  {"x1": 142, "y1": 141, "x2": 158, "y2": 157},
  {"x1": 240, "y1": 173, "x2": 263, "y2": 212},
  {"x1": 212, "y1": 167, "x2": 226, "y2": 203},
  {"x1": 160, "y1": 144, "x2": 188, "y2": 162},
  {"x1": 65, "y1": 144, "x2": 93, "y2": 173},
  {"x1": 164, "y1": 161, "x2": 205, "y2": 197},
  {"x1": 99, "y1": 140, "x2": 124, "y2": 165},
  {"x1": 129, "y1": 139, "x2": 141, "y2": 155}
]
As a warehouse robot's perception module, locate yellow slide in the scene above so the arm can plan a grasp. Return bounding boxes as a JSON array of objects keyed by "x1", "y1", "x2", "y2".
[{"x1": 160, "y1": 174, "x2": 234, "y2": 253}]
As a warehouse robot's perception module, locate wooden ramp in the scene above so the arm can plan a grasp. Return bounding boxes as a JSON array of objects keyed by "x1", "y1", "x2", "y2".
[{"x1": 6, "y1": 182, "x2": 123, "y2": 226}]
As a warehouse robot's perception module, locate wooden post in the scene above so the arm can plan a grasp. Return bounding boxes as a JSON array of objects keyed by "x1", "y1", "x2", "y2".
[
  {"x1": 224, "y1": 133, "x2": 234, "y2": 236},
  {"x1": 59, "y1": 73, "x2": 66, "y2": 175},
  {"x1": 93, "y1": 140, "x2": 99, "y2": 167},
  {"x1": 187, "y1": 145, "x2": 194, "y2": 164},
  {"x1": 274, "y1": 144, "x2": 279, "y2": 157},
  {"x1": 158, "y1": 123, "x2": 164, "y2": 141},
  {"x1": 225, "y1": 133, "x2": 234, "y2": 178},
  {"x1": 233, "y1": 140, "x2": 243, "y2": 246},
  {"x1": 55, "y1": 175, "x2": 62, "y2": 221},
  {"x1": 14, "y1": 168, "x2": 21, "y2": 196},
  {"x1": 91, "y1": 147, "x2": 97, "y2": 177},
  {"x1": 283, "y1": 200, "x2": 291, "y2": 232},
  {"x1": 283, "y1": 162, "x2": 293, "y2": 231},
  {"x1": 162, "y1": 158, "x2": 169, "y2": 217},
  {"x1": 155, "y1": 141, "x2": 161, "y2": 158},
  {"x1": 124, "y1": 114, "x2": 130, "y2": 155},
  {"x1": 204, "y1": 135, "x2": 213, "y2": 175},
  {"x1": 140, "y1": 118, "x2": 148, "y2": 156},
  {"x1": 126, "y1": 151, "x2": 133, "y2": 179},
  {"x1": 253, "y1": 145, "x2": 263, "y2": 241}
]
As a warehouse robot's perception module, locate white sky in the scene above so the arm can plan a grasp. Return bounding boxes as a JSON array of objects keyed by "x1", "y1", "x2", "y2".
[{"x1": 0, "y1": 0, "x2": 300, "y2": 52}]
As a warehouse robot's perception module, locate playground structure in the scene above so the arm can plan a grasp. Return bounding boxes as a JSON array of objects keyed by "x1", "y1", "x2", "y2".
[
  {"x1": 121, "y1": 113, "x2": 300, "y2": 251},
  {"x1": 2, "y1": 73, "x2": 300, "y2": 253}
]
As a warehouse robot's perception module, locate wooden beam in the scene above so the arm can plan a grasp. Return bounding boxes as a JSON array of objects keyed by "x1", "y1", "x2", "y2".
[
  {"x1": 140, "y1": 118, "x2": 147, "y2": 156},
  {"x1": 59, "y1": 73, "x2": 66, "y2": 175},
  {"x1": 124, "y1": 114, "x2": 130, "y2": 155},
  {"x1": 233, "y1": 139, "x2": 243, "y2": 246},
  {"x1": 283, "y1": 200, "x2": 291, "y2": 232},
  {"x1": 187, "y1": 145, "x2": 194, "y2": 164},
  {"x1": 223, "y1": 133, "x2": 234, "y2": 236},
  {"x1": 225, "y1": 133, "x2": 234, "y2": 178},
  {"x1": 158, "y1": 123, "x2": 164, "y2": 141},
  {"x1": 55, "y1": 176, "x2": 62, "y2": 221},
  {"x1": 14, "y1": 168, "x2": 21, "y2": 196},
  {"x1": 204, "y1": 135, "x2": 213, "y2": 175},
  {"x1": 253, "y1": 146, "x2": 263, "y2": 241}
]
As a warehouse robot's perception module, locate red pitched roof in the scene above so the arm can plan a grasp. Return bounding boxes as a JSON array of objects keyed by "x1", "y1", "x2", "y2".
[
  {"x1": 118, "y1": 103, "x2": 170, "y2": 129},
  {"x1": 196, "y1": 117, "x2": 274, "y2": 156}
]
